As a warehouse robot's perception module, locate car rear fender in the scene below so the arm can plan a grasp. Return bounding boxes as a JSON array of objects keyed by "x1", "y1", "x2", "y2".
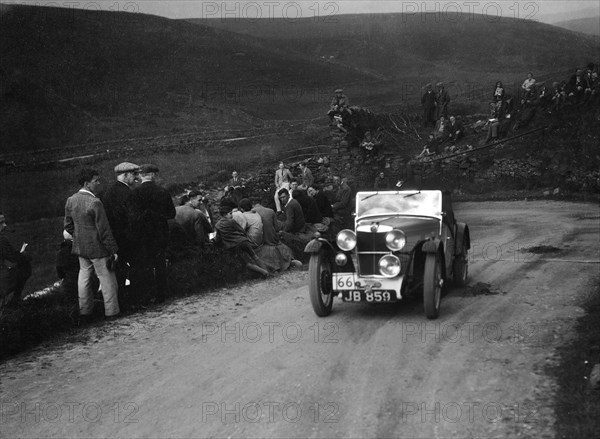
[{"x1": 455, "y1": 223, "x2": 471, "y2": 255}]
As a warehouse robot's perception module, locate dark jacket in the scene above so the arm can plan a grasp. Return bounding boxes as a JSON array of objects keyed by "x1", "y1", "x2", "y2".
[
  {"x1": 101, "y1": 181, "x2": 134, "y2": 259},
  {"x1": 313, "y1": 191, "x2": 334, "y2": 218},
  {"x1": 294, "y1": 191, "x2": 322, "y2": 224},
  {"x1": 281, "y1": 199, "x2": 306, "y2": 233},
  {"x1": 130, "y1": 181, "x2": 176, "y2": 251},
  {"x1": 332, "y1": 185, "x2": 353, "y2": 216}
]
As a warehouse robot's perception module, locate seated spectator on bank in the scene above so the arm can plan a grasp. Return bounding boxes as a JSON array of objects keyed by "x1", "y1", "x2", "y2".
[
  {"x1": 567, "y1": 68, "x2": 586, "y2": 103},
  {"x1": 493, "y1": 81, "x2": 505, "y2": 102},
  {"x1": 327, "y1": 88, "x2": 351, "y2": 124},
  {"x1": 252, "y1": 197, "x2": 302, "y2": 272},
  {"x1": 289, "y1": 180, "x2": 300, "y2": 197},
  {"x1": 521, "y1": 72, "x2": 536, "y2": 95},
  {"x1": 298, "y1": 162, "x2": 314, "y2": 190},
  {"x1": 360, "y1": 131, "x2": 383, "y2": 156},
  {"x1": 0, "y1": 212, "x2": 32, "y2": 308},
  {"x1": 292, "y1": 189, "x2": 322, "y2": 226},
  {"x1": 537, "y1": 82, "x2": 551, "y2": 108},
  {"x1": 238, "y1": 198, "x2": 264, "y2": 247},
  {"x1": 484, "y1": 102, "x2": 503, "y2": 143},
  {"x1": 373, "y1": 171, "x2": 391, "y2": 190},
  {"x1": 433, "y1": 116, "x2": 449, "y2": 143},
  {"x1": 447, "y1": 115, "x2": 465, "y2": 143},
  {"x1": 213, "y1": 203, "x2": 269, "y2": 277},
  {"x1": 276, "y1": 188, "x2": 306, "y2": 234},
  {"x1": 307, "y1": 185, "x2": 334, "y2": 223},
  {"x1": 515, "y1": 84, "x2": 539, "y2": 131},
  {"x1": 175, "y1": 191, "x2": 213, "y2": 247}
]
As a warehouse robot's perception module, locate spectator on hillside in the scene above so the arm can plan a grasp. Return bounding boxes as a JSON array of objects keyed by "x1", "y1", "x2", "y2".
[
  {"x1": 537, "y1": 82, "x2": 551, "y2": 108},
  {"x1": 567, "y1": 68, "x2": 586, "y2": 103},
  {"x1": 327, "y1": 88, "x2": 350, "y2": 123},
  {"x1": 550, "y1": 81, "x2": 566, "y2": 113},
  {"x1": 238, "y1": 198, "x2": 264, "y2": 247},
  {"x1": 332, "y1": 177, "x2": 354, "y2": 231},
  {"x1": 307, "y1": 185, "x2": 333, "y2": 223},
  {"x1": 252, "y1": 197, "x2": 302, "y2": 272},
  {"x1": 101, "y1": 162, "x2": 139, "y2": 304},
  {"x1": 447, "y1": 115, "x2": 465, "y2": 143},
  {"x1": 175, "y1": 191, "x2": 213, "y2": 247},
  {"x1": 277, "y1": 188, "x2": 306, "y2": 234},
  {"x1": 64, "y1": 168, "x2": 119, "y2": 320},
  {"x1": 224, "y1": 170, "x2": 245, "y2": 206},
  {"x1": 421, "y1": 83, "x2": 436, "y2": 127},
  {"x1": 515, "y1": 84, "x2": 539, "y2": 131},
  {"x1": 484, "y1": 101, "x2": 503, "y2": 143},
  {"x1": 292, "y1": 189, "x2": 322, "y2": 225},
  {"x1": 0, "y1": 212, "x2": 32, "y2": 308},
  {"x1": 416, "y1": 135, "x2": 437, "y2": 158},
  {"x1": 435, "y1": 82, "x2": 450, "y2": 120},
  {"x1": 493, "y1": 81, "x2": 505, "y2": 102},
  {"x1": 374, "y1": 171, "x2": 391, "y2": 190},
  {"x1": 274, "y1": 161, "x2": 293, "y2": 212},
  {"x1": 298, "y1": 162, "x2": 314, "y2": 190},
  {"x1": 433, "y1": 115, "x2": 449, "y2": 143},
  {"x1": 521, "y1": 72, "x2": 536, "y2": 94},
  {"x1": 128, "y1": 164, "x2": 176, "y2": 304},
  {"x1": 213, "y1": 203, "x2": 269, "y2": 277},
  {"x1": 360, "y1": 130, "x2": 383, "y2": 157}
]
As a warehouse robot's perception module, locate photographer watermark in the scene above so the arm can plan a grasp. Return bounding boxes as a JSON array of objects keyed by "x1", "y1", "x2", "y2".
[
  {"x1": 0, "y1": 401, "x2": 139, "y2": 424},
  {"x1": 399, "y1": 1, "x2": 540, "y2": 22},
  {"x1": 397, "y1": 321, "x2": 554, "y2": 346},
  {"x1": 201, "y1": 321, "x2": 339, "y2": 343},
  {"x1": 199, "y1": 1, "x2": 339, "y2": 22},
  {"x1": 202, "y1": 401, "x2": 339, "y2": 423},
  {"x1": 399, "y1": 400, "x2": 538, "y2": 423}
]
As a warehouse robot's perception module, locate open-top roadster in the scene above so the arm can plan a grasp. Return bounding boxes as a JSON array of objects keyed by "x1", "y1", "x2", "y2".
[{"x1": 304, "y1": 190, "x2": 470, "y2": 319}]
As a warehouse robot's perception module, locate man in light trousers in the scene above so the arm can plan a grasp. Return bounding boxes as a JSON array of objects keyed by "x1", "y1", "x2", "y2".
[{"x1": 64, "y1": 168, "x2": 119, "y2": 321}]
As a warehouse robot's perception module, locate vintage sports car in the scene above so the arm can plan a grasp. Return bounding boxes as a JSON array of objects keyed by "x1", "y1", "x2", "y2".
[{"x1": 304, "y1": 190, "x2": 470, "y2": 319}]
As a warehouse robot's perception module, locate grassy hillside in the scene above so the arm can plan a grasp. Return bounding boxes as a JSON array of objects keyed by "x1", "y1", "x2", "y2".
[
  {"x1": 0, "y1": 5, "x2": 369, "y2": 152},
  {"x1": 553, "y1": 16, "x2": 600, "y2": 37},
  {"x1": 197, "y1": 13, "x2": 600, "y2": 84}
]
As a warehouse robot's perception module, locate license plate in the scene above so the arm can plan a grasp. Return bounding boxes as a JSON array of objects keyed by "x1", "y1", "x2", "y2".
[
  {"x1": 342, "y1": 290, "x2": 395, "y2": 303},
  {"x1": 332, "y1": 273, "x2": 357, "y2": 290}
]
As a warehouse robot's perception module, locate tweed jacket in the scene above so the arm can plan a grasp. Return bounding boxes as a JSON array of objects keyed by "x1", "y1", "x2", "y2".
[{"x1": 64, "y1": 190, "x2": 118, "y2": 259}]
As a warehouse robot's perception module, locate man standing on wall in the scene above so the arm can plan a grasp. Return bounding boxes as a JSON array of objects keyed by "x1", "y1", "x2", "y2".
[{"x1": 64, "y1": 168, "x2": 119, "y2": 321}]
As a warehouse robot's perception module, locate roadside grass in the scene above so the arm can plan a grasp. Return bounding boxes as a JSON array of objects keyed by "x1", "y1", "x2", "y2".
[{"x1": 549, "y1": 280, "x2": 600, "y2": 438}]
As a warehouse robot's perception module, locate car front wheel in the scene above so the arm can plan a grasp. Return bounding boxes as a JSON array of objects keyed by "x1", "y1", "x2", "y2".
[
  {"x1": 423, "y1": 252, "x2": 442, "y2": 319},
  {"x1": 308, "y1": 251, "x2": 334, "y2": 317}
]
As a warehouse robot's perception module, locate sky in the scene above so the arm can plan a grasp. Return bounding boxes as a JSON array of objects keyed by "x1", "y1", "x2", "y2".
[{"x1": 2, "y1": 0, "x2": 599, "y2": 23}]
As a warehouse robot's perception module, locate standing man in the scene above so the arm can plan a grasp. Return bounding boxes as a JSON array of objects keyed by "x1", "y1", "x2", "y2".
[
  {"x1": 332, "y1": 177, "x2": 354, "y2": 230},
  {"x1": 64, "y1": 168, "x2": 119, "y2": 320},
  {"x1": 129, "y1": 164, "x2": 176, "y2": 303},
  {"x1": 101, "y1": 162, "x2": 139, "y2": 306},
  {"x1": 435, "y1": 82, "x2": 450, "y2": 120},
  {"x1": 0, "y1": 212, "x2": 31, "y2": 307},
  {"x1": 298, "y1": 162, "x2": 314, "y2": 190},
  {"x1": 421, "y1": 83, "x2": 436, "y2": 127}
]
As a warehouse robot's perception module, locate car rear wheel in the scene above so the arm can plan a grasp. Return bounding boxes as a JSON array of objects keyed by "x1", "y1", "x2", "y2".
[
  {"x1": 453, "y1": 244, "x2": 469, "y2": 287},
  {"x1": 309, "y1": 251, "x2": 334, "y2": 317},
  {"x1": 423, "y1": 252, "x2": 442, "y2": 319}
]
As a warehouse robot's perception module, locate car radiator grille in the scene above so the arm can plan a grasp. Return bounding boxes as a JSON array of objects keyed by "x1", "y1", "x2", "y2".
[{"x1": 357, "y1": 231, "x2": 410, "y2": 277}]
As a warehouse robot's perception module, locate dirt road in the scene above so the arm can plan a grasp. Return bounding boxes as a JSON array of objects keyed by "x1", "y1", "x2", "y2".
[{"x1": 1, "y1": 201, "x2": 599, "y2": 438}]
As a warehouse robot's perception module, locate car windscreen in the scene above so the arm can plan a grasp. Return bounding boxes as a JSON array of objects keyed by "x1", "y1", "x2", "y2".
[{"x1": 356, "y1": 191, "x2": 442, "y2": 219}]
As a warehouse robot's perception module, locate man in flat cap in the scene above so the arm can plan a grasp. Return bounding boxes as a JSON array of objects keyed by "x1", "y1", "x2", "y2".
[
  {"x1": 129, "y1": 164, "x2": 176, "y2": 303},
  {"x1": 101, "y1": 162, "x2": 139, "y2": 305}
]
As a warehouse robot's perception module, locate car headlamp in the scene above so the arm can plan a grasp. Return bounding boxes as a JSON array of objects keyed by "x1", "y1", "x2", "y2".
[
  {"x1": 378, "y1": 255, "x2": 401, "y2": 277},
  {"x1": 336, "y1": 229, "x2": 356, "y2": 251},
  {"x1": 385, "y1": 229, "x2": 406, "y2": 251}
]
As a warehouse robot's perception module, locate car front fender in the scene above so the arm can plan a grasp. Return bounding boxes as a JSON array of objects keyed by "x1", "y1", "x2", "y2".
[
  {"x1": 455, "y1": 223, "x2": 471, "y2": 255},
  {"x1": 304, "y1": 238, "x2": 336, "y2": 254},
  {"x1": 421, "y1": 238, "x2": 442, "y2": 254}
]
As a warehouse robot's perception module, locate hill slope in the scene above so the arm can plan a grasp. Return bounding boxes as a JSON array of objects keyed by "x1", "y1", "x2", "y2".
[
  {"x1": 0, "y1": 5, "x2": 370, "y2": 152},
  {"x1": 553, "y1": 16, "x2": 600, "y2": 37},
  {"x1": 196, "y1": 13, "x2": 600, "y2": 81}
]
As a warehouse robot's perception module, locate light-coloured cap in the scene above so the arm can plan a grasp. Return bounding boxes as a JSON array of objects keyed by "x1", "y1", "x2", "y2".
[{"x1": 114, "y1": 162, "x2": 139, "y2": 174}]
